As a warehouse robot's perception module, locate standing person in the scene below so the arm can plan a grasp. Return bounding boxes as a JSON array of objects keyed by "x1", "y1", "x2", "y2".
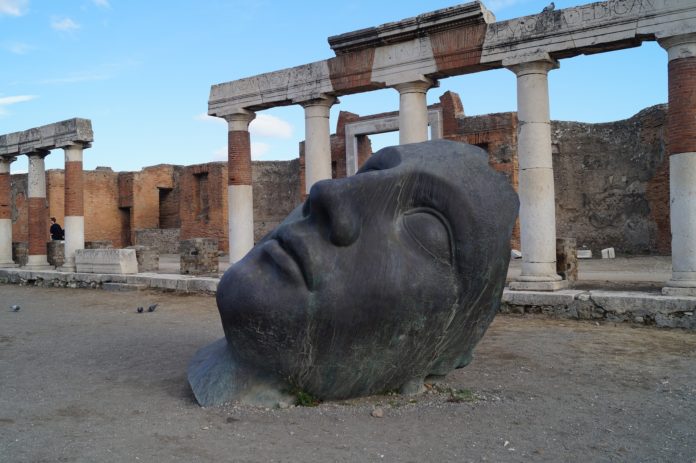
[{"x1": 49, "y1": 217, "x2": 64, "y2": 241}]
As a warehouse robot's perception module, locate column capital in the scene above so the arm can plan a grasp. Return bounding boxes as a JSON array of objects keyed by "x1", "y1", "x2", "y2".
[
  {"x1": 658, "y1": 33, "x2": 696, "y2": 61},
  {"x1": 299, "y1": 95, "x2": 338, "y2": 109},
  {"x1": 24, "y1": 149, "x2": 50, "y2": 159},
  {"x1": 222, "y1": 110, "x2": 256, "y2": 131},
  {"x1": 393, "y1": 78, "x2": 435, "y2": 95},
  {"x1": 60, "y1": 141, "x2": 92, "y2": 150},
  {"x1": 504, "y1": 53, "x2": 559, "y2": 76},
  {"x1": 0, "y1": 156, "x2": 17, "y2": 168}
]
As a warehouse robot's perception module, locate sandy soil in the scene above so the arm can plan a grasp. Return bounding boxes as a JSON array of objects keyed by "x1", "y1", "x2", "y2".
[{"x1": 1, "y1": 285, "x2": 695, "y2": 462}]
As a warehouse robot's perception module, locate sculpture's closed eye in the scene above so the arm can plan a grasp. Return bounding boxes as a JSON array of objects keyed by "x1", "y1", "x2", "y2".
[{"x1": 402, "y1": 208, "x2": 453, "y2": 265}]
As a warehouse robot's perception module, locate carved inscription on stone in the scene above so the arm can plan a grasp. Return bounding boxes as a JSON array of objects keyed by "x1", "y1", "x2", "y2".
[{"x1": 485, "y1": 0, "x2": 666, "y2": 43}]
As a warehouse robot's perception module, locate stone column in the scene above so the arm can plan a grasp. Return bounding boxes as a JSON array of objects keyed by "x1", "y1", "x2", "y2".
[
  {"x1": 225, "y1": 110, "x2": 256, "y2": 264},
  {"x1": 60, "y1": 143, "x2": 88, "y2": 272},
  {"x1": 505, "y1": 55, "x2": 567, "y2": 291},
  {"x1": 302, "y1": 96, "x2": 336, "y2": 194},
  {"x1": 394, "y1": 79, "x2": 433, "y2": 144},
  {"x1": 25, "y1": 149, "x2": 52, "y2": 269},
  {"x1": 659, "y1": 34, "x2": 696, "y2": 296},
  {"x1": 0, "y1": 156, "x2": 18, "y2": 267}
]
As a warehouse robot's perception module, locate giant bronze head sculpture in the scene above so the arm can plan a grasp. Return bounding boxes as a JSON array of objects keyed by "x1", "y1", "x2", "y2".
[{"x1": 189, "y1": 140, "x2": 519, "y2": 406}]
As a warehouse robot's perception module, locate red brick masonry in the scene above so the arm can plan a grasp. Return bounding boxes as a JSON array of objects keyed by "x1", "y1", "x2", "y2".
[
  {"x1": 668, "y1": 57, "x2": 696, "y2": 155},
  {"x1": 228, "y1": 130, "x2": 252, "y2": 186},
  {"x1": 64, "y1": 160, "x2": 83, "y2": 216},
  {"x1": 28, "y1": 197, "x2": 47, "y2": 255},
  {"x1": 0, "y1": 172, "x2": 10, "y2": 220}
]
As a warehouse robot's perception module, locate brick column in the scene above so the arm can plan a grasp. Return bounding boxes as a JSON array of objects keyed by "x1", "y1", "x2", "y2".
[
  {"x1": 25, "y1": 149, "x2": 52, "y2": 269},
  {"x1": 0, "y1": 156, "x2": 18, "y2": 267},
  {"x1": 394, "y1": 79, "x2": 434, "y2": 144},
  {"x1": 505, "y1": 54, "x2": 567, "y2": 291},
  {"x1": 659, "y1": 34, "x2": 696, "y2": 296},
  {"x1": 60, "y1": 143, "x2": 88, "y2": 272},
  {"x1": 301, "y1": 96, "x2": 336, "y2": 194},
  {"x1": 225, "y1": 111, "x2": 256, "y2": 264}
]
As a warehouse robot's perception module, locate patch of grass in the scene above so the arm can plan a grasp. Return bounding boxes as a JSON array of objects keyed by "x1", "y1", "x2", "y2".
[
  {"x1": 447, "y1": 388, "x2": 477, "y2": 403},
  {"x1": 294, "y1": 390, "x2": 320, "y2": 407}
]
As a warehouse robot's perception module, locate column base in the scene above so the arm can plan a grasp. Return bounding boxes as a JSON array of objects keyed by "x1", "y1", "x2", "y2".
[
  {"x1": 23, "y1": 255, "x2": 53, "y2": 270},
  {"x1": 509, "y1": 279, "x2": 569, "y2": 291},
  {"x1": 662, "y1": 284, "x2": 696, "y2": 297},
  {"x1": 58, "y1": 264, "x2": 77, "y2": 273},
  {"x1": 0, "y1": 261, "x2": 19, "y2": 268}
]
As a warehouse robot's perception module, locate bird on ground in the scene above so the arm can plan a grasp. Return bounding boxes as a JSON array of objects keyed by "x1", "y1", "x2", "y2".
[
  {"x1": 542, "y1": 2, "x2": 555, "y2": 12},
  {"x1": 136, "y1": 306, "x2": 144, "y2": 313},
  {"x1": 10, "y1": 304, "x2": 20, "y2": 312},
  {"x1": 147, "y1": 303, "x2": 158, "y2": 313}
]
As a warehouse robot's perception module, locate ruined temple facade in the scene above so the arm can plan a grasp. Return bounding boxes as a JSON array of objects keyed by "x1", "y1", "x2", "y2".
[{"x1": 8, "y1": 91, "x2": 669, "y2": 256}]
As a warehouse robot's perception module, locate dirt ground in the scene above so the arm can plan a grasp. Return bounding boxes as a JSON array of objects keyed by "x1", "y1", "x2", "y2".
[{"x1": 1, "y1": 285, "x2": 695, "y2": 463}]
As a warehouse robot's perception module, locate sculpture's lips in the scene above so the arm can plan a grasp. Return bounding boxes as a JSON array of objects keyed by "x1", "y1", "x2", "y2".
[{"x1": 263, "y1": 238, "x2": 310, "y2": 289}]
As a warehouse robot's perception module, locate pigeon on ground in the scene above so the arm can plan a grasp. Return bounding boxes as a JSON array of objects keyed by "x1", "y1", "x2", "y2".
[
  {"x1": 10, "y1": 304, "x2": 20, "y2": 312},
  {"x1": 542, "y1": 2, "x2": 555, "y2": 12},
  {"x1": 147, "y1": 303, "x2": 158, "y2": 313},
  {"x1": 136, "y1": 306, "x2": 144, "y2": 313}
]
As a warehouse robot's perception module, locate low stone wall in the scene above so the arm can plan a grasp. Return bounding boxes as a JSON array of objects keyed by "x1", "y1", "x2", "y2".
[
  {"x1": 135, "y1": 228, "x2": 180, "y2": 254},
  {"x1": 85, "y1": 240, "x2": 113, "y2": 249},
  {"x1": 180, "y1": 238, "x2": 218, "y2": 275}
]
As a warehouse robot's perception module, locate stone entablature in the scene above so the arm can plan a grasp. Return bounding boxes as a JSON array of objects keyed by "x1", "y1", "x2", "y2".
[
  {"x1": 482, "y1": 0, "x2": 696, "y2": 64},
  {"x1": 328, "y1": 2, "x2": 494, "y2": 54},
  {"x1": 0, "y1": 118, "x2": 93, "y2": 156},
  {"x1": 208, "y1": 0, "x2": 696, "y2": 117}
]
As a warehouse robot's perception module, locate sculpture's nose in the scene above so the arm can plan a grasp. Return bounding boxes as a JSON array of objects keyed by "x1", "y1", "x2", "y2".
[{"x1": 305, "y1": 178, "x2": 361, "y2": 246}]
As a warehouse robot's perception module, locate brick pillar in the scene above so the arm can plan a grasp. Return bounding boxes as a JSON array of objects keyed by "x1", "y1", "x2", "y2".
[
  {"x1": 505, "y1": 54, "x2": 567, "y2": 291},
  {"x1": 0, "y1": 156, "x2": 18, "y2": 267},
  {"x1": 301, "y1": 96, "x2": 336, "y2": 194},
  {"x1": 225, "y1": 111, "x2": 256, "y2": 264},
  {"x1": 659, "y1": 34, "x2": 696, "y2": 296},
  {"x1": 25, "y1": 149, "x2": 52, "y2": 269},
  {"x1": 394, "y1": 79, "x2": 434, "y2": 145},
  {"x1": 60, "y1": 142, "x2": 88, "y2": 271}
]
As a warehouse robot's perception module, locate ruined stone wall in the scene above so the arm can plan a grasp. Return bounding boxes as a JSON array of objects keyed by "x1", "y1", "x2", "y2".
[
  {"x1": 179, "y1": 162, "x2": 228, "y2": 252},
  {"x1": 10, "y1": 174, "x2": 28, "y2": 242},
  {"x1": 83, "y1": 168, "x2": 122, "y2": 246},
  {"x1": 131, "y1": 164, "x2": 179, "y2": 233},
  {"x1": 252, "y1": 159, "x2": 302, "y2": 240},
  {"x1": 552, "y1": 105, "x2": 668, "y2": 255}
]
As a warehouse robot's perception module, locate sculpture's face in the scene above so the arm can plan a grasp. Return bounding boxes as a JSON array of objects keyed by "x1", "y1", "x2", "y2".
[{"x1": 217, "y1": 141, "x2": 517, "y2": 399}]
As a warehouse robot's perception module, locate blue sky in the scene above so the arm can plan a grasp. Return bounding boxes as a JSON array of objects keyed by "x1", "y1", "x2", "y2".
[{"x1": 1, "y1": 0, "x2": 666, "y2": 174}]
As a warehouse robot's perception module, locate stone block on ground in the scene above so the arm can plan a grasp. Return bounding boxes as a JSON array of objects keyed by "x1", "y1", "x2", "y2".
[
  {"x1": 180, "y1": 238, "x2": 219, "y2": 275},
  {"x1": 47, "y1": 240, "x2": 65, "y2": 268},
  {"x1": 126, "y1": 245, "x2": 159, "y2": 272},
  {"x1": 556, "y1": 237, "x2": 577, "y2": 282},
  {"x1": 601, "y1": 247, "x2": 616, "y2": 259},
  {"x1": 75, "y1": 249, "x2": 138, "y2": 274}
]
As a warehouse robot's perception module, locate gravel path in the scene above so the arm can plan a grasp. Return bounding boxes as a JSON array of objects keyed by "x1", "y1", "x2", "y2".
[{"x1": 1, "y1": 285, "x2": 695, "y2": 462}]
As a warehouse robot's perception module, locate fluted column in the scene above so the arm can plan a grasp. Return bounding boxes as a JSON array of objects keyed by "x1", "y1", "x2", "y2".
[
  {"x1": 302, "y1": 96, "x2": 337, "y2": 194},
  {"x1": 394, "y1": 79, "x2": 434, "y2": 144},
  {"x1": 225, "y1": 111, "x2": 256, "y2": 264},
  {"x1": 505, "y1": 54, "x2": 567, "y2": 291},
  {"x1": 60, "y1": 143, "x2": 88, "y2": 272},
  {"x1": 659, "y1": 33, "x2": 696, "y2": 296},
  {"x1": 0, "y1": 156, "x2": 18, "y2": 267},
  {"x1": 25, "y1": 149, "x2": 52, "y2": 269}
]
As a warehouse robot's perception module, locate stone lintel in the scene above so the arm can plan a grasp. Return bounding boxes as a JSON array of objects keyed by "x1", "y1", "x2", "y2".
[
  {"x1": 328, "y1": 1, "x2": 494, "y2": 55},
  {"x1": 481, "y1": 0, "x2": 696, "y2": 65},
  {"x1": 0, "y1": 118, "x2": 93, "y2": 157}
]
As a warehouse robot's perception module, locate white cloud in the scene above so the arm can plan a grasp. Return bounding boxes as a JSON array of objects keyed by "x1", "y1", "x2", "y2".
[
  {"x1": 0, "y1": 94, "x2": 37, "y2": 117},
  {"x1": 195, "y1": 112, "x2": 293, "y2": 140},
  {"x1": 211, "y1": 142, "x2": 272, "y2": 161},
  {"x1": 51, "y1": 17, "x2": 80, "y2": 31},
  {"x1": 250, "y1": 114, "x2": 293, "y2": 139},
  {"x1": 251, "y1": 142, "x2": 270, "y2": 160},
  {"x1": 92, "y1": 0, "x2": 110, "y2": 7},
  {"x1": 0, "y1": 94, "x2": 37, "y2": 105},
  {"x1": 0, "y1": 0, "x2": 28, "y2": 16},
  {"x1": 3, "y1": 41, "x2": 33, "y2": 54}
]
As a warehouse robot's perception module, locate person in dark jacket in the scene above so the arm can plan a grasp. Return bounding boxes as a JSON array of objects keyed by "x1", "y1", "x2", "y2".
[{"x1": 49, "y1": 217, "x2": 64, "y2": 240}]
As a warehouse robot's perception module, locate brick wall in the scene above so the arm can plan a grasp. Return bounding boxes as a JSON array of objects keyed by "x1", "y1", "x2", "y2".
[{"x1": 179, "y1": 162, "x2": 228, "y2": 252}]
